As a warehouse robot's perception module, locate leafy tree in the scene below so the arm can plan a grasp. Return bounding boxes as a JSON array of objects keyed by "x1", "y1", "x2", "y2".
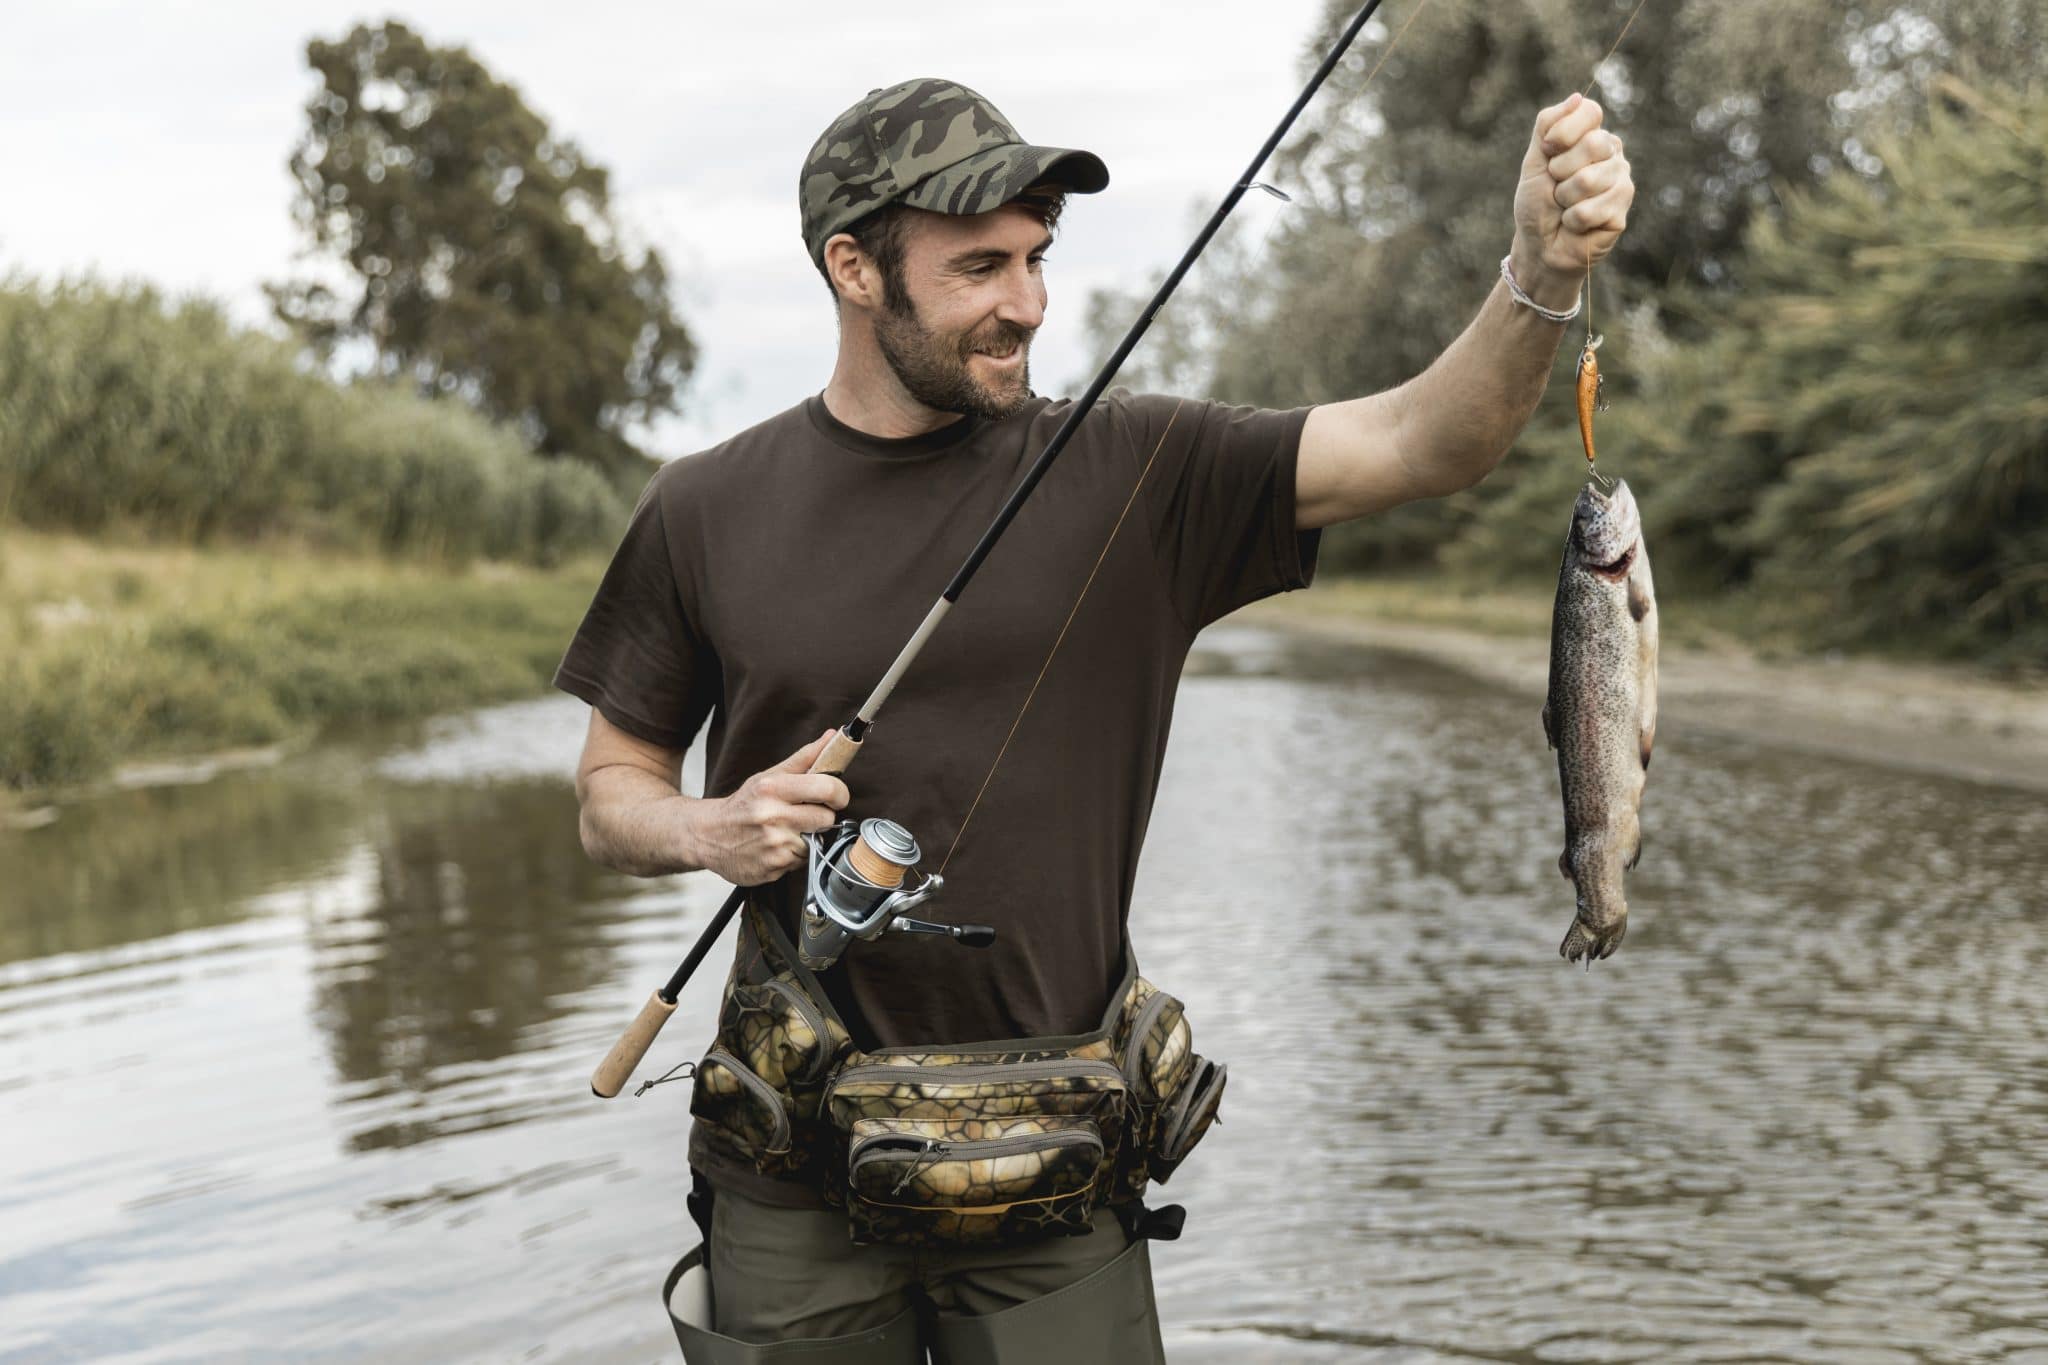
[
  {"x1": 1633, "y1": 78, "x2": 2047, "y2": 663},
  {"x1": 1083, "y1": 0, "x2": 2043, "y2": 574},
  {"x1": 270, "y1": 20, "x2": 694, "y2": 480}
]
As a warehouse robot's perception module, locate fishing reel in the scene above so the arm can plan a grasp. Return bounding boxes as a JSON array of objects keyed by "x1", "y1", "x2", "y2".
[{"x1": 798, "y1": 817, "x2": 995, "y2": 971}]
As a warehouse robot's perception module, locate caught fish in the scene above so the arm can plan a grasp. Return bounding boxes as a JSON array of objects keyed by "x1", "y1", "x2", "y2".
[
  {"x1": 1543, "y1": 478, "x2": 1657, "y2": 964},
  {"x1": 1575, "y1": 334, "x2": 1604, "y2": 465}
]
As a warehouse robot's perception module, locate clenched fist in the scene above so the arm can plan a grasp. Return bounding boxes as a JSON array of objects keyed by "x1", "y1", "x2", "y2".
[{"x1": 1514, "y1": 92, "x2": 1634, "y2": 283}]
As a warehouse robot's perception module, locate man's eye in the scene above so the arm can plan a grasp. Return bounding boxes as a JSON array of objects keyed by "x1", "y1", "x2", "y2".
[{"x1": 1028, "y1": 255, "x2": 1049, "y2": 269}]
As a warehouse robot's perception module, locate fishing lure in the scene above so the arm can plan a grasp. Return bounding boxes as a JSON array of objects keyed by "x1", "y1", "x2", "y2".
[{"x1": 1575, "y1": 332, "x2": 1605, "y2": 466}]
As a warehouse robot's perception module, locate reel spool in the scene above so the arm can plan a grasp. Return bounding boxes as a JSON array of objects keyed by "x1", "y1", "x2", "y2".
[{"x1": 799, "y1": 817, "x2": 994, "y2": 971}]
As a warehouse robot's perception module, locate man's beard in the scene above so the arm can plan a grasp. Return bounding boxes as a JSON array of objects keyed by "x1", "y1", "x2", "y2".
[{"x1": 873, "y1": 294, "x2": 1034, "y2": 421}]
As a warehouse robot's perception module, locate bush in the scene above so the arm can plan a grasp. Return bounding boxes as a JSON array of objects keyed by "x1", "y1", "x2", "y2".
[{"x1": 0, "y1": 278, "x2": 629, "y2": 564}]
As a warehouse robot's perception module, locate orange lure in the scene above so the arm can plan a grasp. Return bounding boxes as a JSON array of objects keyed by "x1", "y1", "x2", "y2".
[{"x1": 1575, "y1": 334, "x2": 1605, "y2": 465}]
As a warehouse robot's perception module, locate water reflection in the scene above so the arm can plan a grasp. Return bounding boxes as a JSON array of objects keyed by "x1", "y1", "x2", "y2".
[
  {"x1": 0, "y1": 773, "x2": 357, "y2": 967},
  {"x1": 309, "y1": 780, "x2": 623, "y2": 1149}
]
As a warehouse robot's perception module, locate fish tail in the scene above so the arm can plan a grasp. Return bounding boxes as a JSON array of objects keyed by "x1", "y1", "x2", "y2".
[{"x1": 1559, "y1": 914, "x2": 1627, "y2": 965}]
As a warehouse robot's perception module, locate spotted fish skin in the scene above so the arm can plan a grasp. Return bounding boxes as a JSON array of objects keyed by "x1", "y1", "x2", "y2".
[{"x1": 1543, "y1": 479, "x2": 1658, "y2": 964}]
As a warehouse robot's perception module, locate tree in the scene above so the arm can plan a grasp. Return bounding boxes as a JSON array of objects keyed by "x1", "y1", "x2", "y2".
[
  {"x1": 270, "y1": 21, "x2": 695, "y2": 480},
  {"x1": 1082, "y1": 0, "x2": 2044, "y2": 574},
  {"x1": 1635, "y1": 78, "x2": 2048, "y2": 663}
]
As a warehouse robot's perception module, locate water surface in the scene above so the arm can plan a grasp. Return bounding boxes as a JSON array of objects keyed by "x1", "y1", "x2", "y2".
[{"x1": 3, "y1": 628, "x2": 2044, "y2": 1363}]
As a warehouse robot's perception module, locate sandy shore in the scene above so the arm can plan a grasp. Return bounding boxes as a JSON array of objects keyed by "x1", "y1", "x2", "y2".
[{"x1": 1247, "y1": 593, "x2": 2048, "y2": 794}]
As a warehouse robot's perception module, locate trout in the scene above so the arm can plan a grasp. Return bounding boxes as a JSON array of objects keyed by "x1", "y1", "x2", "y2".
[{"x1": 1543, "y1": 478, "x2": 1658, "y2": 964}]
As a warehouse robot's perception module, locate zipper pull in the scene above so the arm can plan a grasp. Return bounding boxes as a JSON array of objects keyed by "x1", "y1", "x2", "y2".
[{"x1": 891, "y1": 1138, "x2": 947, "y2": 1195}]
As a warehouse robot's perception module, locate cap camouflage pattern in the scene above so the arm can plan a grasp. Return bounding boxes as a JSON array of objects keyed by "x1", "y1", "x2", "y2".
[{"x1": 801, "y1": 77, "x2": 1110, "y2": 268}]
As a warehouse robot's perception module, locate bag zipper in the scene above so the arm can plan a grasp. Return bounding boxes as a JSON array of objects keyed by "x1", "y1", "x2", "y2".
[
  {"x1": 851, "y1": 1128, "x2": 1105, "y2": 1197},
  {"x1": 701, "y1": 1047, "x2": 793, "y2": 1154},
  {"x1": 827, "y1": 1057, "x2": 1126, "y2": 1106},
  {"x1": 761, "y1": 977, "x2": 835, "y2": 1085},
  {"x1": 1119, "y1": 989, "x2": 1176, "y2": 1097}
]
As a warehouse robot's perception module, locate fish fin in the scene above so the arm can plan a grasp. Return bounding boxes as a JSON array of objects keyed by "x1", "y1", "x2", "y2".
[
  {"x1": 1559, "y1": 915, "x2": 1627, "y2": 965},
  {"x1": 1628, "y1": 573, "x2": 1652, "y2": 622},
  {"x1": 1640, "y1": 714, "x2": 1656, "y2": 770},
  {"x1": 1626, "y1": 832, "x2": 1643, "y2": 870},
  {"x1": 1542, "y1": 701, "x2": 1556, "y2": 750}
]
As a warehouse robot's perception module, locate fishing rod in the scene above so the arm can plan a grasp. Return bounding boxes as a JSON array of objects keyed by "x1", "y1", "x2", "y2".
[{"x1": 591, "y1": 0, "x2": 1392, "y2": 1099}]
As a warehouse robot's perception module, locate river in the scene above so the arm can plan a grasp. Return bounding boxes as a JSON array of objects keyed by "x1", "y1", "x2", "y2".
[{"x1": 3, "y1": 623, "x2": 2045, "y2": 1363}]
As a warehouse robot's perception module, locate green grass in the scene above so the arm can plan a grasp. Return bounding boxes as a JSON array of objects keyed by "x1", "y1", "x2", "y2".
[{"x1": 0, "y1": 527, "x2": 602, "y2": 799}]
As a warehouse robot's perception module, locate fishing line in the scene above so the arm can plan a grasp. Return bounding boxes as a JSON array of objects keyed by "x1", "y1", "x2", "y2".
[
  {"x1": 937, "y1": 0, "x2": 1443, "y2": 873},
  {"x1": 1574, "y1": 0, "x2": 1653, "y2": 380}
]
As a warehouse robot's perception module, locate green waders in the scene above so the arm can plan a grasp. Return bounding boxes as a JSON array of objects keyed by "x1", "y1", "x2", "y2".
[{"x1": 662, "y1": 1179, "x2": 1171, "y2": 1363}]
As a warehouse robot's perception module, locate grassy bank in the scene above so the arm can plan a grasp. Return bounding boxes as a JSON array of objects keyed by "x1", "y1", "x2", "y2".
[
  {"x1": 0, "y1": 527, "x2": 600, "y2": 801},
  {"x1": 1264, "y1": 574, "x2": 1797, "y2": 658}
]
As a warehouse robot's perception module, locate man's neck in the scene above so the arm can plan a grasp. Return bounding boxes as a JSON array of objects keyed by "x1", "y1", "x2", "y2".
[{"x1": 822, "y1": 341, "x2": 965, "y2": 441}]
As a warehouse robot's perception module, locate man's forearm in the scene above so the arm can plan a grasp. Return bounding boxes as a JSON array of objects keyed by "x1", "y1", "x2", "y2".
[
  {"x1": 1390, "y1": 241, "x2": 1580, "y2": 498},
  {"x1": 579, "y1": 766, "x2": 715, "y2": 877}
]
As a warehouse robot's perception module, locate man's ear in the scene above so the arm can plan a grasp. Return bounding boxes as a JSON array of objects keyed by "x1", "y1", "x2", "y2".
[{"x1": 823, "y1": 234, "x2": 876, "y2": 310}]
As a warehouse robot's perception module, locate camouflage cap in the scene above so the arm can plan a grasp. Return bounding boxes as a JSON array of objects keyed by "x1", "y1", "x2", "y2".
[{"x1": 800, "y1": 77, "x2": 1109, "y2": 268}]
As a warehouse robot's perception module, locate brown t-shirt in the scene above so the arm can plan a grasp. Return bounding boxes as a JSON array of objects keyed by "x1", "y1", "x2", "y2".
[{"x1": 554, "y1": 388, "x2": 1317, "y2": 1199}]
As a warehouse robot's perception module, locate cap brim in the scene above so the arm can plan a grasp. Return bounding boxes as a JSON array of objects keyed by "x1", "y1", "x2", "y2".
[{"x1": 899, "y1": 143, "x2": 1110, "y2": 218}]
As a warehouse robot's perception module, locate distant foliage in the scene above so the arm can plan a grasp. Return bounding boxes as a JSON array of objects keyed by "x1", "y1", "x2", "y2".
[
  {"x1": 1079, "y1": 0, "x2": 2043, "y2": 661},
  {"x1": 1631, "y1": 80, "x2": 2048, "y2": 662},
  {"x1": 1081, "y1": 0, "x2": 2039, "y2": 577},
  {"x1": 0, "y1": 279, "x2": 626, "y2": 564},
  {"x1": 271, "y1": 20, "x2": 694, "y2": 480}
]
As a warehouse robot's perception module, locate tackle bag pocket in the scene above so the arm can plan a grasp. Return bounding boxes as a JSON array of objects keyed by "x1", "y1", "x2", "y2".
[
  {"x1": 824, "y1": 1056, "x2": 1130, "y2": 1225},
  {"x1": 720, "y1": 971, "x2": 844, "y2": 1098},
  {"x1": 688, "y1": 1047, "x2": 792, "y2": 1163},
  {"x1": 1150, "y1": 1056, "x2": 1226, "y2": 1185},
  {"x1": 1119, "y1": 982, "x2": 1195, "y2": 1106},
  {"x1": 845, "y1": 1115, "x2": 1105, "y2": 1247}
]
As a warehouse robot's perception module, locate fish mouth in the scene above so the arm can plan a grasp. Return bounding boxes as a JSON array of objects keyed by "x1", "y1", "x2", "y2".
[{"x1": 1582, "y1": 539, "x2": 1638, "y2": 580}]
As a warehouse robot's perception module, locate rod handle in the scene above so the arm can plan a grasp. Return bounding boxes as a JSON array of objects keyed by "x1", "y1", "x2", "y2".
[
  {"x1": 591, "y1": 990, "x2": 678, "y2": 1099},
  {"x1": 810, "y1": 727, "x2": 862, "y2": 777}
]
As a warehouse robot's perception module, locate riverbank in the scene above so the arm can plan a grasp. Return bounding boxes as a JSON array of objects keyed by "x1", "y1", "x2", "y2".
[
  {"x1": 1247, "y1": 579, "x2": 2048, "y2": 794},
  {"x1": 0, "y1": 527, "x2": 600, "y2": 815}
]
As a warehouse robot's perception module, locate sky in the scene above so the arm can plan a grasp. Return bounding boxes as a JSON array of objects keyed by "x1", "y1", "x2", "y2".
[{"x1": 0, "y1": 1, "x2": 1341, "y2": 456}]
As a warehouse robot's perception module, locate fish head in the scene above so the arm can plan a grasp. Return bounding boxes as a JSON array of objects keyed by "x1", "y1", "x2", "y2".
[{"x1": 1571, "y1": 478, "x2": 1641, "y2": 578}]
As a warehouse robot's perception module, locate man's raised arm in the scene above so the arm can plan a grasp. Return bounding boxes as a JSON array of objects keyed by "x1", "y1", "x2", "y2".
[{"x1": 1295, "y1": 92, "x2": 1633, "y2": 529}]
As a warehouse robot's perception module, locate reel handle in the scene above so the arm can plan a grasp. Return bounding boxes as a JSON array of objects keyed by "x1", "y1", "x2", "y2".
[
  {"x1": 890, "y1": 916, "x2": 997, "y2": 948},
  {"x1": 590, "y1": 722, "x2": 864, "y2": 1100}
]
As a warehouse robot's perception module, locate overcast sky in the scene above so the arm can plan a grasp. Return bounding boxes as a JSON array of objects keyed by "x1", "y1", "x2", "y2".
[{"x1": 1, "y1": 1, "x2": 1344, "y2": 456}]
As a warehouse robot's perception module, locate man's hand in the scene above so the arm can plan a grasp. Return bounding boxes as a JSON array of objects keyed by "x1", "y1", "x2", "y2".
[
  {"x1": 1512, "y1": 92, "x2": 1634, "y2": 298},
  {"x1": 689, "y1": 729, "x2": 850, "y2": 886}
]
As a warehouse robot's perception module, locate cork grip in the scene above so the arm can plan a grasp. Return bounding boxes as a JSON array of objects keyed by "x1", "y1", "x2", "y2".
[
  {"x1": 591, "y1": 990, "x2": 678, "y2": 1098},
  {"x1": 810, "y1": 729, "x2": 862, "y2": 778}
]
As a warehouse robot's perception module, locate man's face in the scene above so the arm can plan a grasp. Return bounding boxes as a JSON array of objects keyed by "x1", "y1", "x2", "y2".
[{"x1": 869, "y1": 204, "x2": 1051, "y2": 420}]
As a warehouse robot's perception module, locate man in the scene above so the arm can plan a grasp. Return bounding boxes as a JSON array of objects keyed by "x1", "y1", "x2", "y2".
[{"x1": 557, "y1": 77, "x2": 1630, "y2": 1361}]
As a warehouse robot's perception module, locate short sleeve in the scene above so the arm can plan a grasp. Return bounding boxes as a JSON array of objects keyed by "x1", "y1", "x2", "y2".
[
  {"x1": 1121, "y1": 392, "x2": 1322, "y2": 631},
  {"x1": 552, "y1": 474, "x2": 720, "y2": 750}
]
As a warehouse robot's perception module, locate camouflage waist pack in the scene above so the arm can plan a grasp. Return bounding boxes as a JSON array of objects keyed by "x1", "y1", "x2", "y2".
[{"x1": 688, "y1": 902, "x2": 1226, "y2": 1248}]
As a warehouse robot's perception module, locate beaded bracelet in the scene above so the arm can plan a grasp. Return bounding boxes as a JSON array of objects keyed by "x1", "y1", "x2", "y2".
[{"x1": 1498, "y1": 253, "x2": 1582, "y2": 324}]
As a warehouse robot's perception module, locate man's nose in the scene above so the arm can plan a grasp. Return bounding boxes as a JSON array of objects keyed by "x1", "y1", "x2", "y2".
[{"x1": 993, "y1": 264, "x2": 1046, "y2": 331}]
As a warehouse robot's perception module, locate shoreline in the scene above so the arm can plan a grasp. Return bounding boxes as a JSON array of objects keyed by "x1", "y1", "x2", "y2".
[
  {"x1": 1246, "y1": 591, "x2": 2048, "y2": 794},
  {"x1": 11, "y1": 566, "x2": 2043, "y2": 830}
]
